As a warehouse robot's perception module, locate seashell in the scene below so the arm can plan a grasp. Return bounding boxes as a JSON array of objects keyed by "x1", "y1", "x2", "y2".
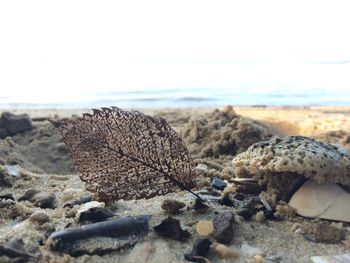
[
  {"x1": 48, "y1": 215, "x2": 150, "y2": 256},
  {"x1": 289, "y1": 180, "x2": 350, "y2": 222}
]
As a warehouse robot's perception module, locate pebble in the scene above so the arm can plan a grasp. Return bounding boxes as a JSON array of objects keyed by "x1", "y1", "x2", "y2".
[
  {"x1": 161, "y1": 199, "x2": 186, "y2": 214},
  {"x1": 307, "y1": 222, "x2": 345, "y2": 243},
  {"x1": 154, "y1": 217, "x2": 190, "y2": 241},
  {"x1": 237, "y1": 209, "x2": 253, "y2": 220},
  {"x1": 184, "y1": 238, "x2": 212, "y2": 262},
  {"x1": 213, "y1": 211, "x2": 235, "y2": 244},
  {"x1": 0, "y1": 193, "x2": 14, "y2": 201},
  {"x1": 196, "y1": 220, "x2": 214, "y2": 236},
  {"x1": 254, "y1": 254, "x2": 264, "y2": 263},
  {"x1": 255, "y1": 211, "x2": 265, "y2": 222},
  {"x1": 61, "y1": 188, "x2": 85, "y2": 204},
  {"x1": 0, "y1": 112, "x2": 33, "y2": 138},
  {"x1": 18, "y1": 189, "x2": 56, "y2": 209},
  {"x1": 213, "y1": 243, "x2": 239, "y2": 259},
  {"x1": 211, "y1": 177, "x2": 227, "y2": 190},
  {"x1": 0, "y1": 238, "x2": 33, "y2": 258},
  {"x1": 192, "y1": 198, "x2": 209, "y2": 212},
  {"x1": 29, "y1": 211, "x2": 51, "y2": 224},
  {"x1": 219, "y1": 196, "x2": 234, "y2": 207}
]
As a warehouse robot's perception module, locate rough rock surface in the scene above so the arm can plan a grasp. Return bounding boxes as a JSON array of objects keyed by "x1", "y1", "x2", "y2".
[
  {"x1": 233, "y1": 136, "x2": 350, "y2": 202},
  {"x1": 0, "y1": 112, "x2": 33, "y2": 139},
  {"x1": 181, "y1": 106, "x2": 274, "y2": 159}
]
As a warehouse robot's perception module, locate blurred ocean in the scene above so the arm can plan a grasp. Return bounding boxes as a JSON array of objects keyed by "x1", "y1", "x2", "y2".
[
  {"x1": 1, "y1": 87, "x2": 350, "y2": 109},
  {"x1": 1, "y1": 62, "x2": 350, "y2": 109}
]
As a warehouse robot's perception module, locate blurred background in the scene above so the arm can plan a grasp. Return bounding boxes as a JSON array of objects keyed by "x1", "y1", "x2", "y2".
[{"x1": 1, "y1": 0, "x2": 349, "y2": 108}]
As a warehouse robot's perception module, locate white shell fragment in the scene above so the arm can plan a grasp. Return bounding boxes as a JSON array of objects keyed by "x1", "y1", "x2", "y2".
[
  {"x1": 289, "y1": 180, "x2": 350, "y2": 222},
  {"x1": 311, "y1": 253, "x2": 350, "y2": 263}
]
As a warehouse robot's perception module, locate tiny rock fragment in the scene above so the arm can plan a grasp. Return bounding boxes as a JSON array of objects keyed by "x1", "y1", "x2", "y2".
[
  {"x1": 76, "y1": 201, "x2": 114, "y2": 222},
  {"x1": 211, "y1": 177, "x2": 227, "y2": 190},
  {"x1": 255, "y1": 211, "x2": 265, "y2": 222},
  {"x1": 161, "y1": 199, "x2": 186, "y2": 214},
  {"x1": 0, "y1": 112, "x2": 33, "y2": 138},
  {"x1": 184, "y1": 238, "x2": 212, "y2": 262},
  {"x1": 0, "y1": 193, "x2": 14, "y2": 201},
  {"x1": 19, "y1": 189, "x2": 56, "y2": 209},
  {"x1": 192, "y1": 198, "x2": 209, "y2": 212},
  {"x1": 289, "y1": 180, "x2": 350, "y2": 222},
  {"x1": 237, "y1": 209, "x2": 253, "y2": 220},
  {"x1": 219, "y1": 195, "x2": 234, "y2": 207},
  {"x1": 0, "y1": 238, "x2": 33, "y2": 258},
  {"x1": 63, "y1": 195, "x2": 93, "y2": 208},
  {"x1": 305, "y1": 222, "x2": 344, "y2": 243},
  {"x1": 213, "y1": 243, "x2": 239, "y2": 259},
  {"x1": 213, "y1": 211, "x2": 235, "y2": 244},
  {"x1": 29, "y1": 211, "x2": 51, "y2": 224},
  {"x1": 154, "y1": 217, "x2": 190, "y2": 241},
  {"x1": 196, "y1": 220, "x2": 214, "y2": 236}
]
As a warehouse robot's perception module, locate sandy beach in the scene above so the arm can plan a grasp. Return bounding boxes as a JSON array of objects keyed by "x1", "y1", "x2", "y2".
[{"x1": 1, "y1": 106, "x2": 350, "y2": 263}]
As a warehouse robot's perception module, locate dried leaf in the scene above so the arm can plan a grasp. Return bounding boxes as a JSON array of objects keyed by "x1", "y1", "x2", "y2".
[{"x1": 51, "y1": 107, "x2": 197, "y2": 201}]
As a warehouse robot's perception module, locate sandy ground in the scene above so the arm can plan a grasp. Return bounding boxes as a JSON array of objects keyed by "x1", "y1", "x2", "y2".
[{"x1": 1, "y1": 106, "x2": 350, "y2": 263}]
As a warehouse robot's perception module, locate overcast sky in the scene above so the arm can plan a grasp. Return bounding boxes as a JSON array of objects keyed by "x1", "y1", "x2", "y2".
[{"x1": 0, "y1": 0, "x2": 349, "y2": 102}]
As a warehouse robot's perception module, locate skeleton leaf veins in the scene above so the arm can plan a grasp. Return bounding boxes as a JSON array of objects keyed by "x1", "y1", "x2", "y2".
[{"x1": 50, "y1": 107, "x2": 196, "y2": 201}]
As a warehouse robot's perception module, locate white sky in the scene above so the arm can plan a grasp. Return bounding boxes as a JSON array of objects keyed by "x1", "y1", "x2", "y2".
[{"x1": 0, "y1": 0, "x2": 350, "y2": 102}]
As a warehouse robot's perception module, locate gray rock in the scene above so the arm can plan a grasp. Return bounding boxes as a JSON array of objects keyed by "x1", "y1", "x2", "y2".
[
  {"x1": 213, "y1": 211, "x2": 235, "y2": 244},
  {"x1": 0, "y1": 112, "x2": 33, "y2": 138},
  {"x1": 161, "y1": 199, "x2": 186, "y2": 214}
]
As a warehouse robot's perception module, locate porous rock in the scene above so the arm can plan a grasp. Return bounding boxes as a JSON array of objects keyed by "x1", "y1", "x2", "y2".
[
  {"x1": 181, "y1": 106, "x2": 273, "y2": 158},
  {"x1": 233, "y1": 136, "x2": 350, "y2": 202},
  {"x1": 213, "y1": 211, "x2": 235, "y2": 244}
]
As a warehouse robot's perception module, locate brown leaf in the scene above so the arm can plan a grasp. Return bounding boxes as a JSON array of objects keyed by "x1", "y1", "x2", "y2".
[{"x1": 51, "y1": 107, "x2": 197, "y2": 201}]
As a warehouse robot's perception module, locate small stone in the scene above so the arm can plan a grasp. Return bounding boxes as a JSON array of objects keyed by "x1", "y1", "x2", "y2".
[
  {"x1": 211, "y1": 177, "x2": 227, "y2": 191},
  {"x1": 0, "y1": 238, "x2": 33, "y2": 258},
  {"x1": 18, "y1": 189, "x2": 56, "y2": 209},
  {"x1": 184, "y1": 238, "x2": 212, "y2": 262},
  {"x1": 0, "y1": 112, "x2": 32, "y2": 138},
  {"x1": 255, "y1": 211, "x2": 265, "y2": 222},
  {"x1": 196, "y1": 220, "x2": 214, "y2": 236},
  {"x1": 0, "y1": 193, "x2": 14, "y2": 200},
  {"x1": 213, "y1": 243, "x2": 239, "y2": 259},
  {"x1": 154, "y1": 217, "x2": 190, "y2": 241},
  {"x1": 192, "y1": 198, "x2": 209, "y2": 212},
  {"x1": 306, "y1": 222, "x2": 345, "y2": 243},
  {"x1": 76, "y1": 201, "x2": 110, "y2": 222},
  {"x1": 29, "y1": 211, "x2": 51, "y2": 224},
  {"x1": 161, "y1": 199, "x2": 186, "y2": 214},
  {"x1": 213, "y1": 212, "x2": 235, "y2": 244},
  {"x1": 254, "y1": 254, "x2": 264, "y2": 263},
  {"x1": 33, "y1": 193, "x2": 56, "y2": 209},
  {"x1": 63, "y1": 195, "x2": 93, "y2": 208},
  {"x1": 219, "y1": 196, "x2": 234, "y2": 207},
  {"x1": 237, "y1": 209, "x2": 253, "y2": 220},
  {"x1": 61, "y1": 188, "x2": 85, "y2": 203}
]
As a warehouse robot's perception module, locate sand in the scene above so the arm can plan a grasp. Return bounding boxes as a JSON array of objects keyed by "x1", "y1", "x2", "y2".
[{"x1": 1, "y1": 106, "x2": 350, "y2": 263}]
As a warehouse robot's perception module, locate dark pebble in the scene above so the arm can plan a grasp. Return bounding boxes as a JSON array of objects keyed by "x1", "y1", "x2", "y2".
[
  {"x1": 0, "y1": 112, "x2": 33, "y2": 139},
  {"x1": 263, "y1": 209, "x2": 279, "y2": 220},
  {"x1": 0, "y1": 238, "x2": 33, "y2": 258},
  {"x1": 211, "y1": 177, "x2": 227, "y2": 190},
  {"x1": 63, "y1": 195, "x2": 93, "y2": 208},
  {"x1": 219, "y1": 196, "x2": 234, "y2": 207},
  {"x1": 235, "y1": 182, "x2": 261, "y2": 194},
  {"x1": 184, "y1": 238, "x2": 212, "y2": 262},
  {"x1": 48, "y1": 215, "x2": 150, "y2": 256},
  {"x1": 79, "y1": 207, "x2": 115, "y2": 222},
  {"x1": 213, "y1": 211, "x2": 235, "y2": 244},
  {"x1": 154, "y1": 217, "x2": 190, "y2": 241},
  {"x1": 0, "y1": 193, "x2": 14, "y2": 201},
  {"x1": 237, "y1": 209, "x2": 253, "y2": 220},
  {"x1": 192, "y1": 198, "x2": 209, "y2": 211}
]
